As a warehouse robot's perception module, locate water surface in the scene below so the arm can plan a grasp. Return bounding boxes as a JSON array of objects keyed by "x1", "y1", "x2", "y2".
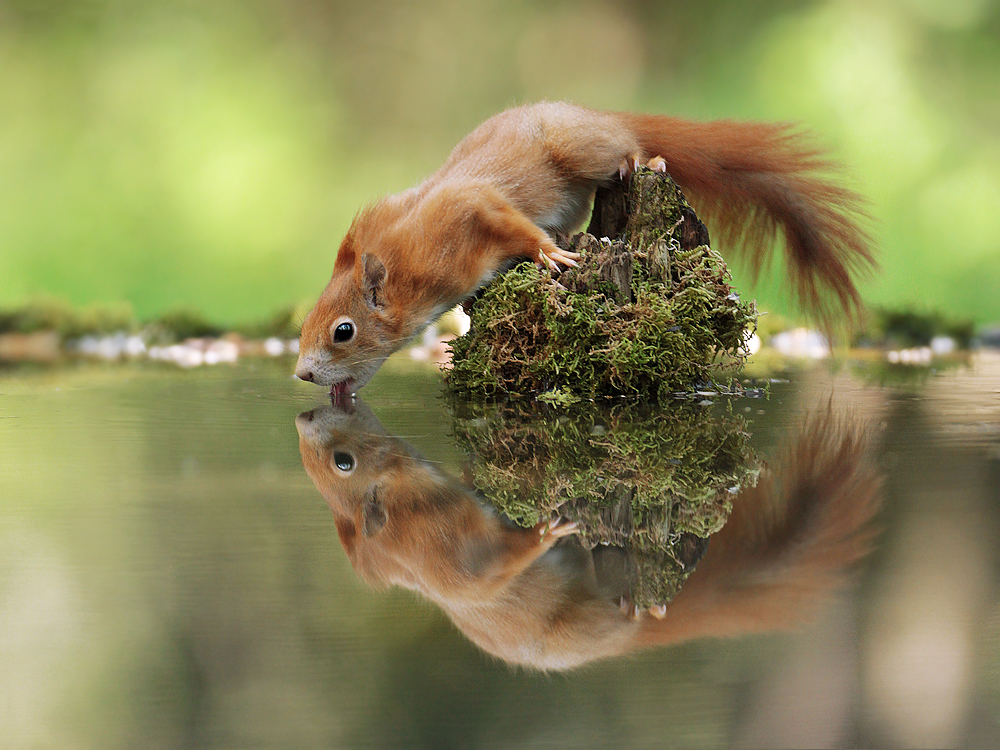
[{"x1": 2, "y1": 355, "x2": 999, "y2": 749}]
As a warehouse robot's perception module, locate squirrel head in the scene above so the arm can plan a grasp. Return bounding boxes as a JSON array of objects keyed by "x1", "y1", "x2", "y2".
[
  {"x1": 295, "y1": 401, "x2": 396, "y2": 538},
  {"x1": 295, "y1": 245, "x2": 397, "y2": 396},
  {"x1": 295, "y1": 401, "x2": 449, "y2": 573}
]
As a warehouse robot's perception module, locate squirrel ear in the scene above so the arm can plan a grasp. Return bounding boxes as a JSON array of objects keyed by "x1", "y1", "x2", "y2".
[
  {"x1": 360, "y1": 253, "x2": 387, "y2": 311},
  {"x1": 361, "y1": 484, "x2": 387, "y2": 538}
]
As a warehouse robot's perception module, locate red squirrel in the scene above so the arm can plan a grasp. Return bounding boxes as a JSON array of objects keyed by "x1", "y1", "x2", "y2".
[
  {"x1": 296, "y1": 102, "x2": 873, "y2": 395},
  {"x1": 297, "y1": 400, "x2": 881, "y2": 671}
]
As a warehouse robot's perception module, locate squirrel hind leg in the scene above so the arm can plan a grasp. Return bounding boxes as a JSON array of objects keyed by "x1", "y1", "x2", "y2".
[{"x1": 618, "y1": 155, "x2": 668, "y2": 180}]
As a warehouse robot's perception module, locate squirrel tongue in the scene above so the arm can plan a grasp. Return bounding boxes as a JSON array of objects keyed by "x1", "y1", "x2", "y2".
[{"x1": 329, "y1": 384, "x2": 356, "y2": 412}]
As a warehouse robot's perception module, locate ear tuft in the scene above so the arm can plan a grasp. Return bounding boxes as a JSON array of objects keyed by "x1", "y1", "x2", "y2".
[
  {"x1": 360, "y1": 253, "x2": 387, "y2": 310},
  {"x1": 333, "y1": 233, "x2": 356, "y2": 272},
  {"x1": 334, "y1": 517, "x2": 358, "y2": 553}
]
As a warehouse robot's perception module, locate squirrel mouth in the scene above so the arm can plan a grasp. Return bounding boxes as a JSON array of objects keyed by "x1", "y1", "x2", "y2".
[{"x1": 330, "y1": 379, "x2": 355, "y2": 399}]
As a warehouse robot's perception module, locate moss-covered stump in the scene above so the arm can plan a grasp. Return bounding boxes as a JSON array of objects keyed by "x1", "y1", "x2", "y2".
[
  {"x1": 446, "y1": 169, "x2": 757, "y2": 400},
  {"x1": 450, "y1": 398, "x2": 761, "y2": 607}
]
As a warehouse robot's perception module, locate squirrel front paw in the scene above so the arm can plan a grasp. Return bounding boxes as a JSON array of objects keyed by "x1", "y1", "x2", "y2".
[
  {"x1": 535, "y1": 517, "x2": 580, "y2": 544},
  {"x1": 536, "y1": 240, "x2": 580, "y2": 271}
]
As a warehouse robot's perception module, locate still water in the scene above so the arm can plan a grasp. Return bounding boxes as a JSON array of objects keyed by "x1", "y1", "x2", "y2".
[{"x1": 2, "y1": 355, "x2": 999, "y2": 749}]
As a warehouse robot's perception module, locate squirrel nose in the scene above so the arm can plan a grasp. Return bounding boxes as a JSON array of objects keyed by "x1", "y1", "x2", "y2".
[{"x1": 296, "y1": 369, "x2": 315, "y2": 383}]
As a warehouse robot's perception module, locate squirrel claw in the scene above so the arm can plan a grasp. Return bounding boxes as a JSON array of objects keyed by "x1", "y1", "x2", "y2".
[
  {"x1": 649, "y1": 603, "x2": 668, "y2": 619},
  {"x1": 540, "y1": 517, "x2": 579, "y2": 541},
  {"x1": 618, "y1": 153, "x2": 641, "y2": 181},
  {"x1": 538, "y1": 254, "x2": 559, "y2": 272},
  {"x1": 647, "y1": 155, "x2": 667, "y2": 173},
  {"x1": 616, "y1": 597, "x2": 642, "y2": 621},
  {"x1": 538, "y1": 245, "x2": 580, "y2": 271}
]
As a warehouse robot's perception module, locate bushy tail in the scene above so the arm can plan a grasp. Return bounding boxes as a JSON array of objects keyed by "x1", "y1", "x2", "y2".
[
  {"x1": 636, "y1": 406, "x2": 882, "y2": 648},
  {"x1": 619, "y1": 113, "x2": 875, "y2": 329}
]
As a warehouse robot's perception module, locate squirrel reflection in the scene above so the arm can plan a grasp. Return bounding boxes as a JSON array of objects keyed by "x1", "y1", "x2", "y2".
[{"x1": 297, "y1": 400, "x2": 880, "y2": 671}]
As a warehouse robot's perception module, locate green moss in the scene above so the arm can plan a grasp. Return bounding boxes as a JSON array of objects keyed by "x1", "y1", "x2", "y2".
[
  {"x1": 142, "y1": 309, "x2": 225, "y2": 344},
  {"x1": 231, "y1": 306, "x2": 302, "y2": 340},
  {"x1": 853, "y1": 306, "x2": 976, "y2": 350},
  {"x1": 446, "y1": 171, "x2": 757, "y2": 400},
  {"x1": 0, "y1": 298, "x2": 135, "y2": 337},
  {"x1": 449, "y1": 397, "x2": 761, "y2": 607}
]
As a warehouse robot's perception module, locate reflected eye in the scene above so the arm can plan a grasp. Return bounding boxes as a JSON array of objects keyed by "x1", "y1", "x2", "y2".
[
  {"x1": 333, "y1": 321, "x2": 354, "y2": 343},
  {"x1": 333, "y1": 451, "x2": 355, "y2": 473}
]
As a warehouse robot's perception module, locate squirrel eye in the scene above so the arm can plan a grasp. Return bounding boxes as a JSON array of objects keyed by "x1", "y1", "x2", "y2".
[
  {"x1": 333, "y1": 321, "x2": 354, "y2": 343},
  {"x1": 333, "y1": 451, "x2": 355, "y2": 473}
]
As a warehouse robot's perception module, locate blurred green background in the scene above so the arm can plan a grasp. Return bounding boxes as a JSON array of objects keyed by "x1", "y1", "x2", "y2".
[{"x1": 1, "y1": 0, "x2": 998, "y2": 326}]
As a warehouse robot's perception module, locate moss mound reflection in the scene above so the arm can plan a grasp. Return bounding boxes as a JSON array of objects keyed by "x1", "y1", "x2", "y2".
[{"x1": 449, "y1": 398, "x2": 760, "y2": 607}]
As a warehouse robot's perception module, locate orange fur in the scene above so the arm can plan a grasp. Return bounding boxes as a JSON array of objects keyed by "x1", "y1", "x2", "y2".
[
  {"x1": 635, "y1": 408, "x2": 882, "y2": 648},
  {"x1": 297, "y1": 401, "x2": 882, "y2": 671},
  {"x1": 296, "y1": 102, "x2": 873, "y2": 392}
]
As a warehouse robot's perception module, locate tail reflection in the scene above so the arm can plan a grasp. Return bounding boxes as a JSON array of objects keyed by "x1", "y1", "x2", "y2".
[{"x1": 296, "y1": 401, "x2": 880, "y2": 671}]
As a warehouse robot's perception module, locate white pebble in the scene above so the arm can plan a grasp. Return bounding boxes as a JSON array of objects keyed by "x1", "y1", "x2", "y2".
[{"x1": 770, "y1": 328, "x2": 829, "y2": 359}]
